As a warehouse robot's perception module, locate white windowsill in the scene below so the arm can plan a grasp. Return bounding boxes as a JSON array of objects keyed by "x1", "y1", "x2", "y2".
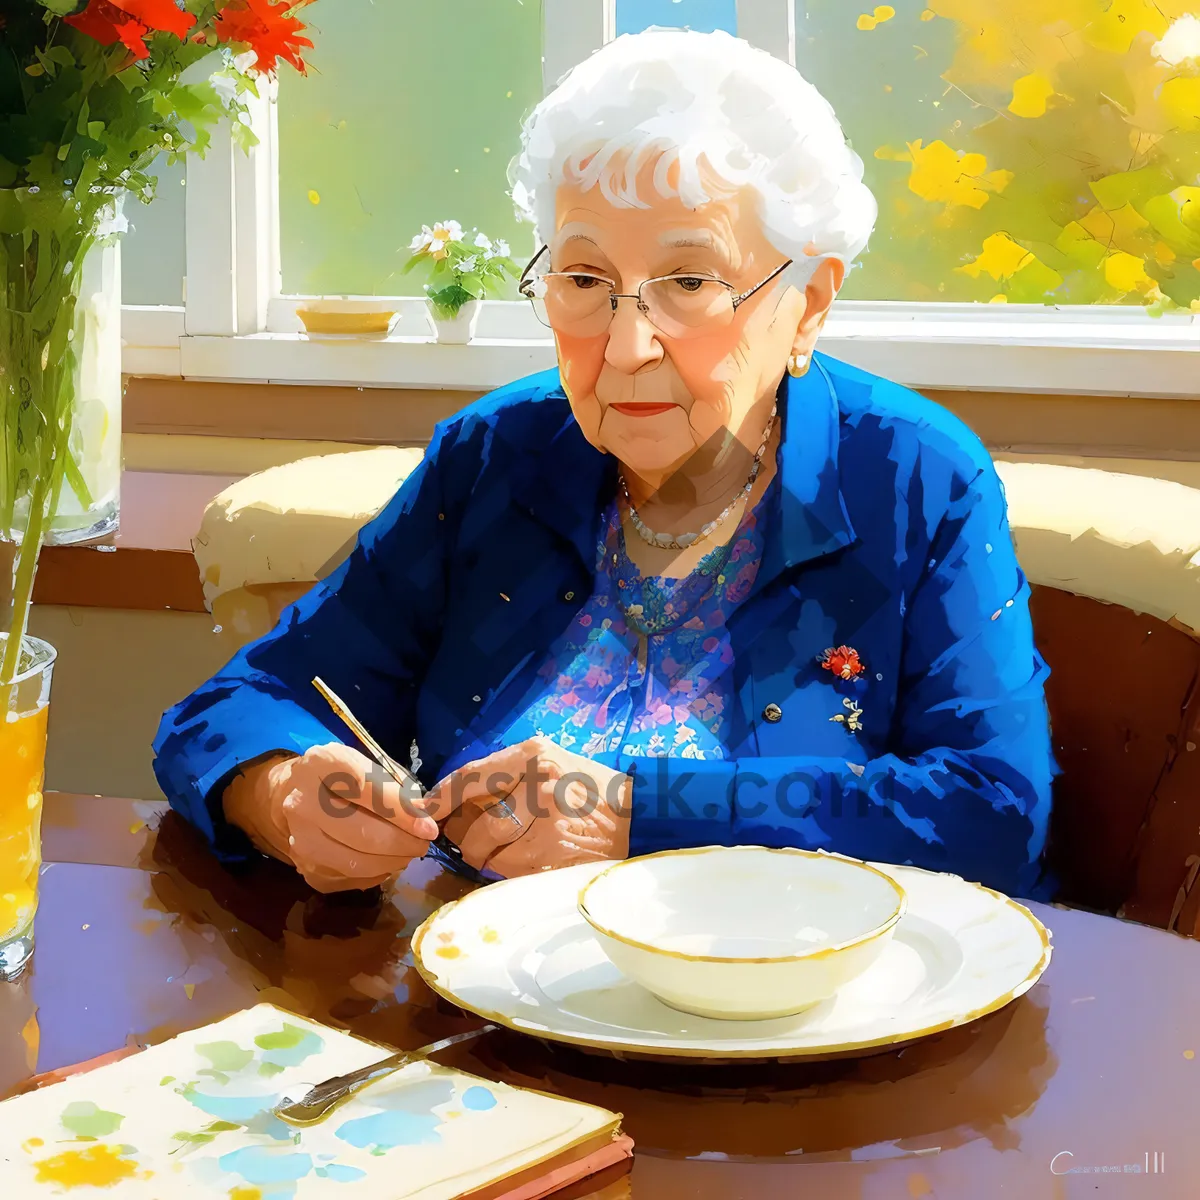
[{"x1": 122, "y1": 299, "x2": 1200, "y2": 398}]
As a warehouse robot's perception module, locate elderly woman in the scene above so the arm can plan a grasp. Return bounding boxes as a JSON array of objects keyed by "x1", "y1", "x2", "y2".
[{"x1": 154, "y1": 29, "x2": 1056, "y2": 900}]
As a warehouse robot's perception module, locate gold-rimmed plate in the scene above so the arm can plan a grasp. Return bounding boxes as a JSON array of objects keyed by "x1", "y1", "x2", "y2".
[{"x1": 412, "y1": 859, "x2": 1051, "y2": 1063}]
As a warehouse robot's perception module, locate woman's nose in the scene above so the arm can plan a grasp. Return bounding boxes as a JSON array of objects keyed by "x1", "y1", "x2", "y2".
[{"x1": 603, "y1": 296, "x2": 664, "y2": 374}]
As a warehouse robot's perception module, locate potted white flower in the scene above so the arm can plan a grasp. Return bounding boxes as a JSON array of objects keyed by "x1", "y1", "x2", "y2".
[{"x1": 402, "y1": 221, "x2": 521, "y2": 343}]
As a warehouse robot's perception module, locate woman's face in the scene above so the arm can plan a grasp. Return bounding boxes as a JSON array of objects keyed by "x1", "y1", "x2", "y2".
[{"x1": 548, "y1": 163, "x2": 838, "y2": 480}]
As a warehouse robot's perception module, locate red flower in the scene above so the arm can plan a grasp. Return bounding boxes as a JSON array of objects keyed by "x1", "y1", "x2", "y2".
[
  {"x1": 213, "y1": 0, "x2": 315, "y2": 75},
  {"x1": 820, "y1": 645, "x2": 865, "y2": 680},
  {"x1": 66, "y1": 0, "x2": 196, "y2": 60}
]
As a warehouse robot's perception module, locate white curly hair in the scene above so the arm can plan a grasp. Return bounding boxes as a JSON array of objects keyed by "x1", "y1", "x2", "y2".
[{"x1": 509, "y1": 28, "x2": 877, "y2": 289}]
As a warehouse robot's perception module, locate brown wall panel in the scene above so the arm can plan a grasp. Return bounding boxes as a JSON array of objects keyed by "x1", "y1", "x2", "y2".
[
  {"x1": 125, "y1": 379, "x2": 480, "y2": 445},
  {"x1": 126, "y1": 377, "x2": 1200, "y2": 459}
]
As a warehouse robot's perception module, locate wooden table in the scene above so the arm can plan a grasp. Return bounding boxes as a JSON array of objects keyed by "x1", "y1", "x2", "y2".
[{"x1": 3, "y1": 795, "x2": 1199, "y2": 1198}]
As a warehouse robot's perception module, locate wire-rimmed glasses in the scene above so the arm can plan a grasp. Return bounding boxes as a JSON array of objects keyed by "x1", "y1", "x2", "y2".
[{"x1": 517, "y1": 244, "x2": 793, "y2": 339}]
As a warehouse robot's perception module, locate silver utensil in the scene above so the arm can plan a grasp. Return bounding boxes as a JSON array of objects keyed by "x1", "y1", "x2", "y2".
[
  {"x1": 311, "y1": 677, "x2": 522, "y2": 883},
  {"x1": 274, "y1": 1024, "x2": 499, "y2": 1126}
]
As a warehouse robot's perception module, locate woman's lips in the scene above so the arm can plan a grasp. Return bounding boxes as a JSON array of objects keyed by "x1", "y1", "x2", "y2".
[{"x1": 609, "y1": 402, "x2": 676, "y2": 417}]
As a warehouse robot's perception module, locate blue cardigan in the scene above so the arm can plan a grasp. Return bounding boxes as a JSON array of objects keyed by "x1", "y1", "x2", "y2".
[{"x1": 153, "y1": 353, "x2": 1057, "y2": 899}]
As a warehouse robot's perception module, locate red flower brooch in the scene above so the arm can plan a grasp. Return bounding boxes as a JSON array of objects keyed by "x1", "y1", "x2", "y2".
[
  {"x1": 820, "y1": 645, "x2": 866, "y2": 733},
  {"x1": 819, "y1": 645, "x2": 865, "y2": 681}
]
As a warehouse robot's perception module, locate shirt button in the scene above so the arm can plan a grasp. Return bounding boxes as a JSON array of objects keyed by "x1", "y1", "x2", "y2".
[{"x1": 763, "y1": 703, "x2": 783, "y2": 723}]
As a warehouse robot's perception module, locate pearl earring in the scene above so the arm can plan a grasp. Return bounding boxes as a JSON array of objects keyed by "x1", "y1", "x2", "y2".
[{"x1": 787, "y1": 353, "x2": 809, "y2": 378}]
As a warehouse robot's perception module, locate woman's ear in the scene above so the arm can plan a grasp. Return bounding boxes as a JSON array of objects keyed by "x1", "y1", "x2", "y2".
[{"x1": 791, "y1": 257, "x2": 845, "y2": 357}]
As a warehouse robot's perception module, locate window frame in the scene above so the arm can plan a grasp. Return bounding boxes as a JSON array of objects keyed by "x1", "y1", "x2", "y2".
[{"x1": 119, "y1": 0, "x2": 1200, "y2": 401}]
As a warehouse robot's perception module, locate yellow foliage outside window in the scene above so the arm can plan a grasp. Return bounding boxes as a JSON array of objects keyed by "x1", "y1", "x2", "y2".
[{"x1": 797, "y1": 0, "x2": 1200, "y2": 307}]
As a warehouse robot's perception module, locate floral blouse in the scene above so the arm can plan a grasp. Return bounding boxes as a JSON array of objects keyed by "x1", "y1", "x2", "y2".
[{"x1": 495, "y1": 485, "x2": 774, "y2": 762}]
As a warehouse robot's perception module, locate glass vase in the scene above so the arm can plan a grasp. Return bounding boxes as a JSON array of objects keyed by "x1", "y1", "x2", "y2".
[
  {"x1": 0, "y1": 634, "x2": 55, "y2": 982},
  {"x1": 46, "y1": 232, "x2": 122, "y2": 544},
  {"x1": 0, "y1": 188, "x2": 124, "y2": 549}
]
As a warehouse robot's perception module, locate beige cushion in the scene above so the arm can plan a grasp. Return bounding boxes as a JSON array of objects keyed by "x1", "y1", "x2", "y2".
[
  {"x1": 997, "y1": 461, "x2": 1200, "y2": 635},
  {"x1": 195, "y1": 445, "x2": 425, "y2": 612},
  {"x1": 210, "y1": 583, "x2": 316, "y2": 651},
  {"x1": 194, "y1": 450, "x2": 1200, "y2": 651}
]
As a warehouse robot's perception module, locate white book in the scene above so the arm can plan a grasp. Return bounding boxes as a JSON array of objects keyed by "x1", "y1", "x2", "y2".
[{"x1": 0, "y1": 1004, "x2": 628, "y2": 1199}]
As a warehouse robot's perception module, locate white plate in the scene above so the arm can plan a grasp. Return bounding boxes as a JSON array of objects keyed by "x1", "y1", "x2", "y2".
[{"x1": 412, "y1": 860, "x2": 1052, "y2": 1062}]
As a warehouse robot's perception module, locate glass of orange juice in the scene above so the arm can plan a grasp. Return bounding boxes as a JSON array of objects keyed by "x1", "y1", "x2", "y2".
[{"x1": 0, "y1": 635, "x2": 55, "y2": 981}]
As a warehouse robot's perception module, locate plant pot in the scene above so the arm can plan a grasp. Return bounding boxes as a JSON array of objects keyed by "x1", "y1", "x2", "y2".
[
  {"x1": 0, "y1": 634, "x2": 56, "y2": 982},
  {"x1": 428, "y1": 298, "x2": 481, "y2": 344}
]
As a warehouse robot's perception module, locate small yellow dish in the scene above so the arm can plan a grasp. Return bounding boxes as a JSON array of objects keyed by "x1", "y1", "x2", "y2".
[
  {"x1": 578, "y1": 846, "x2": 906, "y2": 1020},
  {"x1": 296, "y1": 299, "x2": 397, "y2": 336}
]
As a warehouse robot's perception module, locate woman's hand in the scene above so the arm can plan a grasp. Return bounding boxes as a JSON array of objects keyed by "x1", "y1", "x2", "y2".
[
  {"x1": 223, "y1": 745, "x2": 439, "y2": 893},
  {"x1": 425, "y1": 736, "x2": 632, "y2": 877}
]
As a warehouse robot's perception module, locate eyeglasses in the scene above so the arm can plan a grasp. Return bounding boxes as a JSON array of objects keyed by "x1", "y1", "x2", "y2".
[{"x1": 517, "y1": 244, "x2": 793, "y2": 339}]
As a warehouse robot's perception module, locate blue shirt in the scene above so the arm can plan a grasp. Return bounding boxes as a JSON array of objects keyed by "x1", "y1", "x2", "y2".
[
  {"x1": 466, "y1": 484, "x2": 773, "y2": 768},
  {"x1": 153, "y1": 353, "x2": 1059, "y2": 900}
]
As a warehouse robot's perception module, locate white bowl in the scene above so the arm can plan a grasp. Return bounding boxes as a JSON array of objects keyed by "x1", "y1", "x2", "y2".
[{"x1": 577, "y1": 846, "x2": 907, "y2": 1020}]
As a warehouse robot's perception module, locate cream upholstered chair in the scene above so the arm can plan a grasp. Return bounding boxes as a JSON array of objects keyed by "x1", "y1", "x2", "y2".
[
  {"x1": 996, "y1": 462, "x2": 1200, "y2": 637},
  {"x1": 193, "y1": 450, "x2": 1200, "y2": 935},
  {"x1": 194, "y1": 445, "x2": 425, "y2": 660},
  {"x1": 991, "y1": 461, "x2": 1200, "y2": 936}
]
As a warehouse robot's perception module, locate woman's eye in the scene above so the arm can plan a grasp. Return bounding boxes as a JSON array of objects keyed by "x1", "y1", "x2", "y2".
[
  {"x1": 572, "y1": 275, "x2": 607, "y2": 290},
  {"x1": 673, "y1": 276, "x2": 706, "y2": 293}
]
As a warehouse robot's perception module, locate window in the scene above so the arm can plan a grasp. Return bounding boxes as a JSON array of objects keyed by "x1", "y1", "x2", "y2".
[
  {"x1": 125, "y1": 0, "x2": 1200, "y2": 400},
  {"x1": 122, "y1": 154, "x2": 186, "y2": 307},
  {"x1": 278, "y1": 0, "x2": 544, "y2": 297},
  {"x1": 795, "y1": 0, "x2": 1200, "y2": 310},
  {"x1": 616, "y1": 0, "x2": 738, "y2": 35}
]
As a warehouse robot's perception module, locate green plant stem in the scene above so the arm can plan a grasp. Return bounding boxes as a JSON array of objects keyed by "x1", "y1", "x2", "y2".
[
  {"x1": 0, "y1": 191, "x2": 97, "y2": 687},
  {"x1": 0, "y1": 473, "x2": 49, "y2": 689}
]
